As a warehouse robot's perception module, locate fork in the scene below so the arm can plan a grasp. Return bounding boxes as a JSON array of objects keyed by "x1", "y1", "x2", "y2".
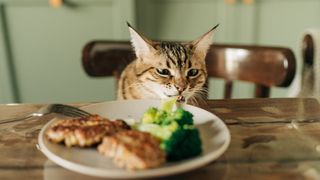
[{"x1": 0, "y1": 104, "x2": 92, "y2": 125}]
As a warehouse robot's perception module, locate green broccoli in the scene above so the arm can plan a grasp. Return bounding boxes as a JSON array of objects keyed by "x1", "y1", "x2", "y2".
[
  {"x1": 162, "y1": 108, "x2": 193, "y2": 127},
  {"x1": 136, "y1": 122, "x2": 178, "y2": 140},
  {"x1": 137, "y1": 101, "x2": 202, "y2": 161},
  {"x1": 137, "y1": 122, "x2": 202, "y2": 161},
  {"x1": 160, "y1": 97, "x2": 177, "y2": 113},
  {"x1": 142, "y1": 107, "x2": 193, "y2": 127},
  {"x1": 161, "y1": 125, "x2": 202, "y2": 161},
  {"x1": 141, "y1": 107, "x2": 168, "y2": 124}
]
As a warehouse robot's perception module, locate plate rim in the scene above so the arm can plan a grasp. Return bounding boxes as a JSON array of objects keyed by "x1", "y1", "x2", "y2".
[{"x1": 38, "y1": 99, "x2": 230, "y2": 179}]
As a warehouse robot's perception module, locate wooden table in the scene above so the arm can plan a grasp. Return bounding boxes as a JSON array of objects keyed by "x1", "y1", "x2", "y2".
[{"x1": 1, "y1": 98, "x2": 320, "y2": 180}]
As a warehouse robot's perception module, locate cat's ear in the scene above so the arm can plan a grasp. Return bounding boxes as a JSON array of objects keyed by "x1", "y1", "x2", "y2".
[
  {"x1": 127, "y1": 22, "x2": 155, "y2": 59},
  {"x1": 190, "y1": 24, "x2": 219, "y2": 58}
]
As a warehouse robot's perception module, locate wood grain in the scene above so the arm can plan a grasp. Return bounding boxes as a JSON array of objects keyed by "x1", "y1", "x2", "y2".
[{"x1": 0, "y1": 98, "x2": 320, "y2": 179}]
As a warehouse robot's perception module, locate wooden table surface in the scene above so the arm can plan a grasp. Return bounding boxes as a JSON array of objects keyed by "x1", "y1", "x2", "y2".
[{"x1": 1, "y1": 98, "x2": 320, "y2": 180}]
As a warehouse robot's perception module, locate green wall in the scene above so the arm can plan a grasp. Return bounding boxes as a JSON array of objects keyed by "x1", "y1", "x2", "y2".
[
  {"x1": 136, "y1": 0, "x2": 320, "y2": 99},
  {"x1": 0, "y1": 0, "x2": 135, "y2": 103},
  {"x1": 1, "y1": 0, "x2": 320, "y2": 103}
]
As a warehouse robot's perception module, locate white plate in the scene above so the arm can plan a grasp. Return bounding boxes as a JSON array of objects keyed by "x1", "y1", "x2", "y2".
[{"x1": 38, "y1": 99, "x2": 230, "y2": 179}]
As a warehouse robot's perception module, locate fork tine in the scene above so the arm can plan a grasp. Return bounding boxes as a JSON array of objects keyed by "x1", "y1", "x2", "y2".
[
  {"x1": 0, "y1": 104, "x2": 91, "y2": 125},
  {"x1": 51, "y1": 104, "x2": 91, "y2": 117},
  {"x1": 61, "y1": 111, "x2": 88, "y2": 118},
  {"x1": 56, "y1": 108, "x2": 89, "y2": 118},
  {"x1": 56, "y1": 104, "x2": 91, "y2": 115},
  {"x1": 58, "y1": 105, "x2": 91, "y2": 117}
]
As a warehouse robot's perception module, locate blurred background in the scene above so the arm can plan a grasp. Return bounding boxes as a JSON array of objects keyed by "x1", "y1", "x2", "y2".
[{"x1": 0, "y1": 0, "x2": 319, "y2": 103}]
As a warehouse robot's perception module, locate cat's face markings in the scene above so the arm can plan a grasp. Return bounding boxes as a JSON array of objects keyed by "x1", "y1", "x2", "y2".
[
  {"x1": 141, "y1": 42, "x2": 207, "y2": 98},
  {"x1": 166, "y1": 61, "x2": 171, "y2": 68},
  {"x1": 164, "y1": 83, "x2": 171, "y2": 89},
  {"x1": 158, "y1": 42, "x2": 189, "y2": 70},
  {"x1": 127, "y1": 22, "x2": 218, "y2": 100}
]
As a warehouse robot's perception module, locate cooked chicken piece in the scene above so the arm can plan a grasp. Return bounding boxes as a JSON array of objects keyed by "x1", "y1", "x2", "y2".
[
  {"x1": 46, "y1": 115, "x2": 130, "y2": 147},
  {"x1": 98, "y1": 130, "x2": 166, "y2": 170}
]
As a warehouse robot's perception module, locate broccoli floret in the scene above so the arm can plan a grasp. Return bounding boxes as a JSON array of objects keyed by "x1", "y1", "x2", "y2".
[
  {"x1": 165, "y1": 108, "x2": 193, "y2": 127},
  {"x1": 161, "y1": 126, "x2": 202, "y2": 161},
  {"x1": 142, "y1": 107, "x2": 168, "y2": 124},
  {"x1": 143, "y1": 107, "x2": 193, "y2": 127},
  {"x1": 160, "y1": 97, "x2": 177, "y2": 113},
  {"x1": 139, "y1": 99, "x2": 202, "y2": 161},
  {"x1": 141, "y1": 107, "x2": 158, "y2": 124},
  {"x1": 136, "y1": 123, "x2": 173, "y2": 140},
  {"x1": 137, "y1": 123, "x2": 202, "y2": 161}
]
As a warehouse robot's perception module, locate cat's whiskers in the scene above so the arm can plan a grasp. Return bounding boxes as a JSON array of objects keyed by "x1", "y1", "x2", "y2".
[
  {"x1": 183, "y1": 88, "x2": 200, "y2": 106},
  {"x1": 191, "y1": 88, "x2": 208, "y2": 105},
  {"x1": 197, "y1": 89, "x2": 209, "y2": 99},
  {"x1": 118, "y1": 23, "x2": 215, "y2": 100},
  {"x1": 189, "y1": 96, "x2": 199, "y2": 106},
  {"x1": 196, "y1": 88, "x2": 208, "y2": 98}
]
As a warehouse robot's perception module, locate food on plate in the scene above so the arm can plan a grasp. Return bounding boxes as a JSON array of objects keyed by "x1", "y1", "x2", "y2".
[
  {"x1": 98, "y1": 130, "x2": 165, "y2": 170},
  {"x1": 136, "y1": 98, "x2": 202, "y2": 161},
  {"x1": 45, "y1": 98, "x2": 201, "y2": 170},
  {"x1": 46, "y1": 115, "x2": 130, "y2": 147}
]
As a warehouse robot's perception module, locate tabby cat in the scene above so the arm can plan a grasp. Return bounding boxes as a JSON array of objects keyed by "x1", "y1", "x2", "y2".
[{"x1": 117, "y1": 23, "x2": 218, "y2": 103}]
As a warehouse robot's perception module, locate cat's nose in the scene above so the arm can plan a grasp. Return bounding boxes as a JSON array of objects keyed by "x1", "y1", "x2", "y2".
[{"x1": 175, "y1": 86, "x2": 186, "y2": 94}]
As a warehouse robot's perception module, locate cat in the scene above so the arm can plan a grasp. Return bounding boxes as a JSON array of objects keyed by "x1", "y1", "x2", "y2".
[{"x1": 117, "y1": 23, "x2": 218, "y2": 103}]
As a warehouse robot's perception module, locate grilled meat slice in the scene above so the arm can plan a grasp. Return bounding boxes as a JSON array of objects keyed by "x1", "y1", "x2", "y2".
[
  {"x1": 46, "y1": 115, "x2": 130, "y2": 147},
  {"x1": 98, "y1": 130, "x2": 166, "y2": 170}
]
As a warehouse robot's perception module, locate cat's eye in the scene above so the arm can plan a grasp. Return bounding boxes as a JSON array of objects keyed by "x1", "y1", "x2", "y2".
[
  {"x1": 156, "y1": 68, "x2": 171, "y2": 76},
  {"x1": 187, "y1": 69, "x2": 199, "y2": 77}
]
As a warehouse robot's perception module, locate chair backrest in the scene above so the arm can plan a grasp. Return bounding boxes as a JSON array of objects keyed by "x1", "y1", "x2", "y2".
[
  {"x1": 302, "y1": 34, "x2": 314, "y2": 66},
  {"x1": 82, "y1": 41, "x2": 296, "y2": 98}
]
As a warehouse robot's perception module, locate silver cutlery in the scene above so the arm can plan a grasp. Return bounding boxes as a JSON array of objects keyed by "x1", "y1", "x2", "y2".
[{"x1": 0, "y1": 104, "x2": 92, "y2": 124}]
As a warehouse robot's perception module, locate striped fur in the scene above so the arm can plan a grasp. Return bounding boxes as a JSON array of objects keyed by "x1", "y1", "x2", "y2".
[{"x1": 117, "y1": 24, "x2": 218, "y2": 103}]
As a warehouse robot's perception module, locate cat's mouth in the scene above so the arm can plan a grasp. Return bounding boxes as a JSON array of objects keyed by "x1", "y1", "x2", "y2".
[
  {"x1": 163, "y1": 93, "x2": 186, "y2": 102},
  {"x1": 164, "y1": 93, "x2": 179, "y2": 98},
  {"x1": 177, "y1": 95, "x2": 186, "y2": 102},
  {"x1": 166, "y1": 94, "x2": 177, "y2": 97}
]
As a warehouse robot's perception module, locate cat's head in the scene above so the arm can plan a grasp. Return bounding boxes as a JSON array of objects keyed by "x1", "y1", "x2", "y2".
[{"x1": 127, "y1": 23, "x2": 218, "y2": 102}]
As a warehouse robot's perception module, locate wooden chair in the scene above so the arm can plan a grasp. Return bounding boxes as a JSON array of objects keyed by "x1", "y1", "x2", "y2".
[
  {"x1": 82, "y1": 41, "x2": 296, "y2": 98},
  {"x1": 302, "y1": 34, "x2": 314, "y2": 67},
  {"x1": 299, "y1": 33, "x2": 317, "y2": 97}
]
